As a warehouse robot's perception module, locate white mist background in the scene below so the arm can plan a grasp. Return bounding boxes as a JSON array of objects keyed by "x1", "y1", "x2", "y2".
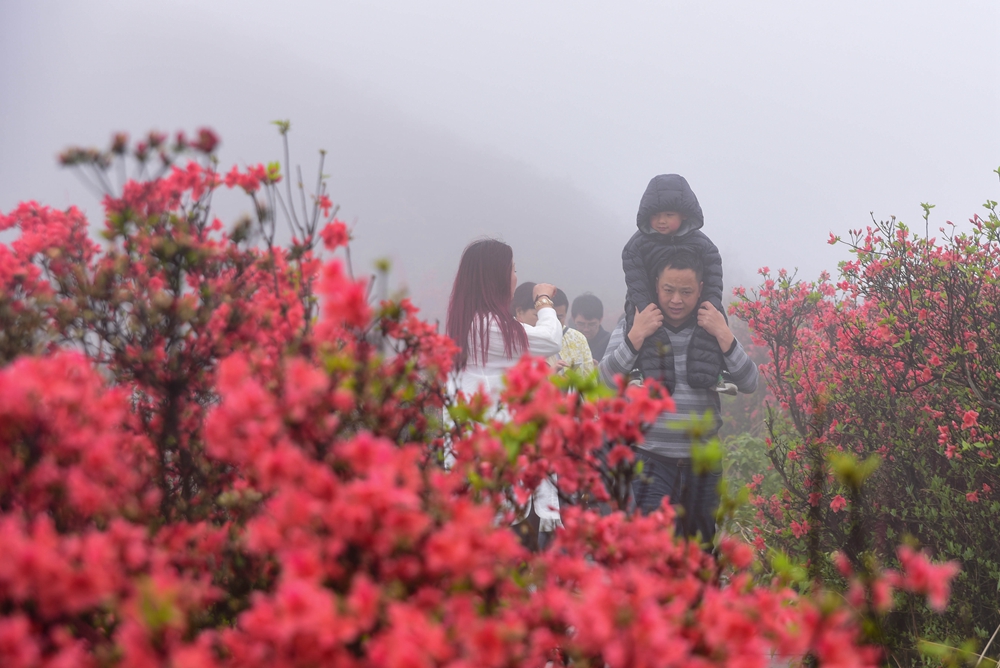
[{"x1": 2, "y1": 0, "x2": 997, "y2": 325}]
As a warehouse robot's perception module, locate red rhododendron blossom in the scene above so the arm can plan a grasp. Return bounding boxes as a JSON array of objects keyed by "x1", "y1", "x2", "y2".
[
  {"x1": 317, "y1": 195, "x2": 334, "y2": 218},
  {"x1": 0, "y1": 615, "x2": 41, "y2": 668},
  {"x1": 316, "y1": 260, "x2": 370, "y2": 329},
  {"x1": 193, "y1": 127, "x2": 220, "y2": 154},
  {"x1": 830, "y1": 494, "x2": 847, "y2": 513},
  {"x1": 0, "y1": 353, "x2": 153, "y2": 522},
  {"x1": 320, "y1": 220, "x2": 349, "y2": 249},
  {"x1": 896, "y1": 546, "x2": 960, "y2": 613}
]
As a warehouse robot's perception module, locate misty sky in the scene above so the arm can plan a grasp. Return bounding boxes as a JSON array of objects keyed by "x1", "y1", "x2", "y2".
[{"x1": 2, "y1": 0, "x2": 998, "y2": 325}]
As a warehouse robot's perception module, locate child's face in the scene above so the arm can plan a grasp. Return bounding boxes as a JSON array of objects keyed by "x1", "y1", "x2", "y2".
[{"x1": 649, "y1": 211, "x2": 685, "y2": 235}]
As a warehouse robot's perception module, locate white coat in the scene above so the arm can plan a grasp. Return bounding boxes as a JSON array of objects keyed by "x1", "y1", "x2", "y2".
[{"x1": 451, "y1": 306, "x2": 563, "y2": 531}]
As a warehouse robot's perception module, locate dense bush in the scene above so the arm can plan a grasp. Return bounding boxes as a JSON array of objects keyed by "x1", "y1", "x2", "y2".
[
  {"x1": 0, "y1": 127, "x2": 958, "y2": 666},
  {"x1": 732, "y1": 192, "x2": 1000, "y2": 663}
]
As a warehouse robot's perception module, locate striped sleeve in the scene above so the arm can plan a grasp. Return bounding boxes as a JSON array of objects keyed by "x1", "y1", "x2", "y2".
[
  {"x1": 597, "y1": 322, "x2": 638, "y2": 387},
  {"x1": 723, "y1": 340, "x2": 759, "y2": 394}
]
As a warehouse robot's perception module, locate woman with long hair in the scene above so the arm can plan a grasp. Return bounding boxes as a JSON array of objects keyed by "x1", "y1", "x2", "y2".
[
  {"x1": 446, "y1": 239, "x2": 562, "y2": 550},
  {"x1": 446, "y1": 240, "x2": 561, "y2": 399}
]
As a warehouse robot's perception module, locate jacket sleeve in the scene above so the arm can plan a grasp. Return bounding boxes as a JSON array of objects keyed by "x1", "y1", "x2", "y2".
[
  {"x1": 723, "y1": 339, "x2": 759, "y2": 394},
  {"x1": 597, "y1": 321, "x2": 638, "y2": 387},
  {"x1": 622, "y1": 231, "x2": 655, "y2": 312},
  {"x1": 694, "y1": 232, "x2": 724, "y2": 310},
  {"x1": 523, "y1": 306, "x2": 563, "y2": 357}
]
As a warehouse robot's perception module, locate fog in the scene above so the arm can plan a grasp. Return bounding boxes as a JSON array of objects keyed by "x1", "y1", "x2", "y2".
[{"x1": 2, "y1": 0, "x2": 998, "y2": 325}]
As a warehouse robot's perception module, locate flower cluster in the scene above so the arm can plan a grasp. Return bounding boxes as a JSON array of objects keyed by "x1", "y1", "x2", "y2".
[
  {"x1": 733, "y1": 207, "x2": 999, "y2": 656},
  {"x1": 0, "y1": 127, "x2": 960, "y2": 666}
]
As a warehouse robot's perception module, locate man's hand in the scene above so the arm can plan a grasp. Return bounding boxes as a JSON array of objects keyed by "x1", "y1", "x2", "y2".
[
  {"x1": 628, "y1": 304, "x2": 663, "y2": 352},
  {"x1": 697, "y1": 303, "x2": 734, "y2": 352}
]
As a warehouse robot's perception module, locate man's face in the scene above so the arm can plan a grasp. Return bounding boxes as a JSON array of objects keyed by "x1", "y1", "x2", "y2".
[
  {"x1": 573, "y1": 315, "x2": 602, "y2": 340},
  {"x1": 554, "y1": 305, "x2": 568, "y2": 326},
  {"x1": 656, "y1": 267, "x2": 703, "y2": 327},
  {"x1": 649, "y1": 211, "x2": 685, "y2": 235}
]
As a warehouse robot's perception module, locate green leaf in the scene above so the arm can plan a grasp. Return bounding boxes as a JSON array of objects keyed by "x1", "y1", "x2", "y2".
[{"x1": 829, "y1": 452, "x2": 880, "y2": 491}]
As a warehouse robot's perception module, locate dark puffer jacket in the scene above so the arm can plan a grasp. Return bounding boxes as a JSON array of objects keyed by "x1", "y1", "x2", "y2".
[{"x1": 622, "y1": 174, "x2": 725, "y2": 391}]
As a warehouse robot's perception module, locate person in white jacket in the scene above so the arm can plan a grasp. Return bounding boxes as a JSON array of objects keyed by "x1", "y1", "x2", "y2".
[{"x1": 445, "y1": 239, "x2": 562, "y2": 550}]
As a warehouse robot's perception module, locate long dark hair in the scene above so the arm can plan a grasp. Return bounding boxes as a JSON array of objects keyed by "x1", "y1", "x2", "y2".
[{"x1": 446, "y1": 239, "x2": 528, "y2": 370}]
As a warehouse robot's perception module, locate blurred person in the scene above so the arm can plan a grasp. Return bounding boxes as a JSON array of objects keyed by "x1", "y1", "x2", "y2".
[
  {"x1": 446, "y1": 241, "x2": 562, "y2": 551},
  {"x1": 598, "y1": 251, "x2": 758, "y2": 545},
  {"x1": 550, "y1": 288, "x2": 570, "y2": 324},
  {"x1": 510, "y1": 281, "x2": 539, "y2": 326},
  {"x1": 550, "y1": 289, "x2": 594, "y2": 375},
  {"x1": 571, "y1": 293, "x2": 611, "y2": 363}
]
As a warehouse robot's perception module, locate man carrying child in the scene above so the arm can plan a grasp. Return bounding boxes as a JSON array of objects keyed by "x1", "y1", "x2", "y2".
[{"x1": 600, "y1": 174, "x2": 758, "y2": 544}]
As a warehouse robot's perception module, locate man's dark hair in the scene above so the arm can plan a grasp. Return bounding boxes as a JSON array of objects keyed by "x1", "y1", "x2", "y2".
[
  {"x1": 552, "y1": 288, "x2": 569, "y2": 309},
  {"x1": 651, "y1": 250, "x2": 704, "y2": 285},
  {"x1": 510, "y1": 281, "x2": 536, "y2": 315},
  {"x1": 571, "y1": 293, "x2": 603, "y2": 320}
]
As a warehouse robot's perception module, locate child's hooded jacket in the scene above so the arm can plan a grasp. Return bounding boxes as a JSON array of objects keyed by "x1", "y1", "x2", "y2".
[{"x1": 621, "y1": 174, "x2": 725, "y2": 391}]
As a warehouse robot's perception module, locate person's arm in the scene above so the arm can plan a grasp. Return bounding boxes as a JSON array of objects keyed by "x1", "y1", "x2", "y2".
[
  {"x1": 697, "y1": 303, "x2": 758, "y2": 393},
  {"x1": 697, "y1": 232, "x2": 725, "y2": 309},
  {"x1": 696, "y1": 303, "x2": 733, "y2": 351},
  {"x1": 597, "y1": 321, "x2": 638, "y2": 387},
  {"x1": 524, "y1": 306, "x2": 563, "y2": 357},
  {"x1": 722, "y1": 340, "x2": 759, "y2": 394},
  {"x1": 627, "y1": 303, "x2": 663, "y2": 352},
  {"x1": 597, "y1": 305, "x2": 662, "y2": 386},
  {"x1": 622, "y1": 231, "x2": 655, "y2": 312},
  {"x1": 522, "y1": 282, "x2": 562, "y2": 357}
]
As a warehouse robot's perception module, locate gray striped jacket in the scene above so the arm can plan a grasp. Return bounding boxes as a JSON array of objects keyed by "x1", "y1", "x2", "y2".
[{"x1": 598, "y1": 318, "x2": 759, "y2": 458}]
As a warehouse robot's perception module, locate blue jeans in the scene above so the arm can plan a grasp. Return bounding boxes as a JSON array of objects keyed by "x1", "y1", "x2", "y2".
[{"x1": 631, "y1": 450, "x2": 721, "y2": 545}]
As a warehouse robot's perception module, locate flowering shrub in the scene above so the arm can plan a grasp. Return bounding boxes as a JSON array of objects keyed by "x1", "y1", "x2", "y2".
[
  {"x1": 732, "y1": 196, "x2": 1000, "y2": 661},
  {"x1": 0, "y1": 127, "x2": 959, "y2": 666}
]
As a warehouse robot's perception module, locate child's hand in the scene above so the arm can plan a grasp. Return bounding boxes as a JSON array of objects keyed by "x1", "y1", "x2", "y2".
[
  {"x1": 697, "y1": 303, "x2": 734, "y2": 352},
  {"x1": 628, "y1": 304, "x2": 663, "y2": 352}
]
